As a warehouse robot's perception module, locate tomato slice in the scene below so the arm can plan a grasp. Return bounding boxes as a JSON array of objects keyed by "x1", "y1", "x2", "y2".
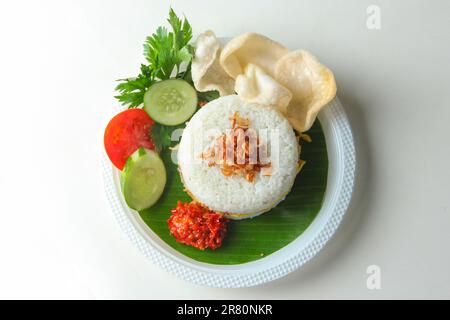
[{"x1": 104, "y1": 109, "x2": 155, "y2": 170}]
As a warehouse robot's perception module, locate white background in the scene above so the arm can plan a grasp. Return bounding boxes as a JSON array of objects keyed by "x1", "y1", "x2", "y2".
[{"x1": 0, "y1": 0, "x2": 449, "y2": 299}]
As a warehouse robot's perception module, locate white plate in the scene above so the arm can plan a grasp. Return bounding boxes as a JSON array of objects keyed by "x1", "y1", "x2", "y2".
[{"x1": 102, "y1": 97, "x2": 355, "y2": 288}]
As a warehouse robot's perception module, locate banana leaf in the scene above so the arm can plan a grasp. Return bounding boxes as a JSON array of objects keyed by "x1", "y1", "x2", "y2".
[{"x1": 139, "y1": 120, "x2": 328, "y2": 265}]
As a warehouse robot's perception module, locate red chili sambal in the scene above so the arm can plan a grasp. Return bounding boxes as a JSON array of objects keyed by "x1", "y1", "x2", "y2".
[{"x1": 168, "y1": 201, "x2": 229, "y2": 250}]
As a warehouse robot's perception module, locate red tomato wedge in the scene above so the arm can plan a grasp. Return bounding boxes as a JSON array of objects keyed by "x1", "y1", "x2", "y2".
[{"x1": 104, "y1": 109, "x2": 155, "y2": 170}]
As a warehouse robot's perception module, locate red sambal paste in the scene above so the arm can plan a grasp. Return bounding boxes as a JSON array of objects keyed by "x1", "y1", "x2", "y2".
[{"x1": 168, "y1": 201, "x2": 229, "y2": 250}]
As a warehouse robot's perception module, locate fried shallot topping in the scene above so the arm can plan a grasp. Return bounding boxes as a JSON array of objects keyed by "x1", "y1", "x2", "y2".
[{"x1": 201, "y1": 112, "x2": 271, "y2": 182}]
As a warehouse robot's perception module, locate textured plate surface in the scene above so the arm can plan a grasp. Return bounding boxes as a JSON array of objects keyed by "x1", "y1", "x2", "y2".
[{"x1": 102, "y1": 97, "x2": 355, "y2": 287}]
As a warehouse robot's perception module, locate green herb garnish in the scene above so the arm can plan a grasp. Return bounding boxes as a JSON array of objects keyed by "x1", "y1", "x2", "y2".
[
  {"x1": 152, "y1": 123, "x2": 185, "y2": 151},
  {"x1": 144, "y1": 9, "x2": 193, "y2": 80},
  {"x1": 114, "y1": 8, "x2": 219, "y2": 151},
  {"x1": 115, "y1": 8, "x2": 193, "y2": 109}
]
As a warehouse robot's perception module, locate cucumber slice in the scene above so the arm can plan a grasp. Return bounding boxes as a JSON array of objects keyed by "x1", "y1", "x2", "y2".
[
  {"x1": 121, "y1": 148, "x2": 166, "y2": 211},
  {"x1": 144, "y1": 79, "x2": 198, "y2": 126}
]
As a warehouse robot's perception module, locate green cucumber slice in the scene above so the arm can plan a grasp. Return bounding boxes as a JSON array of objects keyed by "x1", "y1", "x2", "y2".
[
  {"x1": 121, "y1": 148, "x2": 166, "y2": 211},
  {"x1": 144, "y1": 79, "x2": 198, "y2": 126}
]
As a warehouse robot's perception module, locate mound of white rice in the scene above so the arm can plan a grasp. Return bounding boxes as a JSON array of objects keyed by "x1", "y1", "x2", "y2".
[{"x1": 178, "y1": 95, "x2": 299, "y2": 219}]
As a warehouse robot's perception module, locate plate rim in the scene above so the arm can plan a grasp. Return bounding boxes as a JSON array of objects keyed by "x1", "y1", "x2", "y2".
[{"x1": 101, "y1": 97, "x2": 355, "y2": 288}]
